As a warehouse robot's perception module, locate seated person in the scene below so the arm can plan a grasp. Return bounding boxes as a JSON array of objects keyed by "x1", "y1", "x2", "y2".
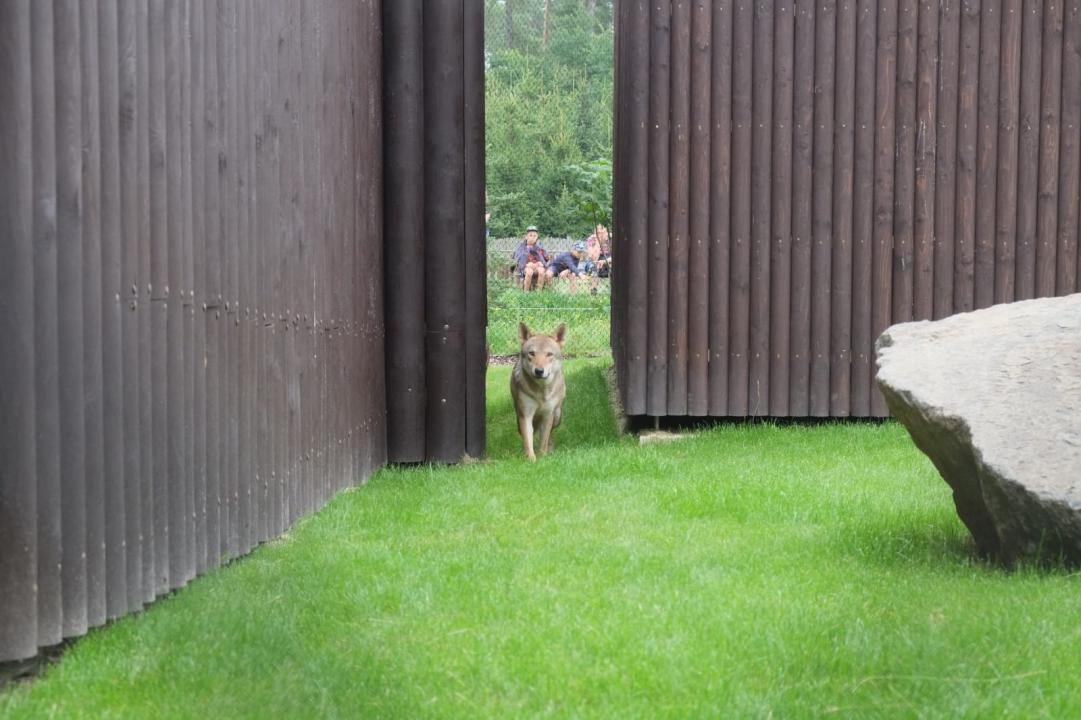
[
  {"x1": 546, "y1": 241, "x2": 588, "y2": 293},
  {"x1": 512, "y1": 225, "x2": 550, "y2": 291},
  {"x1": 585, "y1": 224, "x2": 611, "y2": 278}
]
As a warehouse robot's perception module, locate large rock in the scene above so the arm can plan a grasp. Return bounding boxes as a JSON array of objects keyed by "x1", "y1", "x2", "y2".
[{"x1": 875, "y1": 294, "x2": 1081, "y2": 566}]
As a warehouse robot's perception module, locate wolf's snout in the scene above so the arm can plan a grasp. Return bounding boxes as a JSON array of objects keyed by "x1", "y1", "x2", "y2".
[{"x1": 533, "y1": 367, "x2": 545, "y2": 378}]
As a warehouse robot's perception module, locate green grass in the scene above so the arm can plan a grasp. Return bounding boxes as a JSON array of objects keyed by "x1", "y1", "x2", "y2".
[
  {"x1": 488, "y1": 276, "x2": 611, "y2": 356},
  {"x1": 4, "y1": 359, "x2": 1081, "y2": 718}
]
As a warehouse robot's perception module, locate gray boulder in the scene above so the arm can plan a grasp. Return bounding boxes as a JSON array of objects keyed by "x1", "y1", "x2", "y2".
[{"x1": 875, "y1": 294, "x2": 1081, "y2": 566}]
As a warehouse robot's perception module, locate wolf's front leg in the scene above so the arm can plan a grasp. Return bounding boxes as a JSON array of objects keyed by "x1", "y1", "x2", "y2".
[
  {"x1": 519, "y1": 413, "x2": 536, "y2": 460},
  {"x1": 538, "y1": 413, "x2": 556, "y2": 456}
]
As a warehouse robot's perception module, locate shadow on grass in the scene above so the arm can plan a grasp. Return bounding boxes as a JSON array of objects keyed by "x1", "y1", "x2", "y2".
[{"x1": 486, "y1": 359, "x2": 620, "y2": 461}]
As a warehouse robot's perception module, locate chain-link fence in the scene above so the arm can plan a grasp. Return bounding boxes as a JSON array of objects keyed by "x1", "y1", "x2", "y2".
[{"x1": 484, "y1": 1, "x2": 615, "y2": 360}]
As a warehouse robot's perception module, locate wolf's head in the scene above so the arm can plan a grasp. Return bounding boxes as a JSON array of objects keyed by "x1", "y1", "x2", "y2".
[{"x1": 518, "y1": 322, "x2": 566, "y2": 381}]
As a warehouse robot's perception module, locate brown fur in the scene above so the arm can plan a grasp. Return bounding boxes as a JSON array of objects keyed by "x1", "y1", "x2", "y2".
[{"x1": 510, "y1": 322, "x2": 567, "y2": 460}]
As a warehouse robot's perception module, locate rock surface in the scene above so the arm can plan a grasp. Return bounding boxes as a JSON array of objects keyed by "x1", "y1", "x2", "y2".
[{"x1": 875, "y1": 294, "x2": 1081, "y2": 566}]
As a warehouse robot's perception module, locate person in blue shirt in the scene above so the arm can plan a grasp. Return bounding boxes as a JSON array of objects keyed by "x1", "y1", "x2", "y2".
[{"x1": 546, "y1": 241, "x2": 588, "y2": 293}]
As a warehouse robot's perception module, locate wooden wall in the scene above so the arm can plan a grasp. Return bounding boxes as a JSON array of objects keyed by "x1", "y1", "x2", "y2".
[
  {"x1": 0, "y1": 0, "x2": 384, "y2": 663},
  {"x1": 383, "y1": 0, "x2": 487, "y2": 463},
  {"x1": 613, "y1": 0, "x2": 1081, "y2": 418}
]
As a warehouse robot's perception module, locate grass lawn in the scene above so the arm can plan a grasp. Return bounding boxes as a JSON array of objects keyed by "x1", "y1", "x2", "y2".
[
  {"x1": 3, "y1": 359, "x2": 1081, "y2": 718},
  {"x1": 488, "y1": 276, "x2": 611, "y2": 357}
]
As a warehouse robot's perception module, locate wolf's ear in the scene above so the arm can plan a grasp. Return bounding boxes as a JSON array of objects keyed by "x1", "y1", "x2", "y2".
[
  {"x1": 553, "y1": 323, "x2": 566, "y2": 346},
  {"x1": 518, "y1": 322, "x2": 532, "y2": 343}
]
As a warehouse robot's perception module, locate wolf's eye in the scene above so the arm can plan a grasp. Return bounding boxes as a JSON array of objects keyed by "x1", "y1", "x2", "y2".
[
  {"x1": 546, "y1": 352, "x2": 553, "y2": 358},
  {"x1": 528, "y1": 351, "x2": 535, "y2": 357}
]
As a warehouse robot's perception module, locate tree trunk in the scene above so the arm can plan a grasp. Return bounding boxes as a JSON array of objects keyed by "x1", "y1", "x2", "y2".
[
  {"x1": 505, "y1": 0, "x2": 514, "y2": 49},
  {"x1": 543, "y1": 0, "x2": 550, "y2": 48}
]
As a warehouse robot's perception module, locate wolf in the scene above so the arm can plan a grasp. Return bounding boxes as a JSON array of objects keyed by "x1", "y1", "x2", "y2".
[{"x1": 510, "y1": 322, "x2": 567, "y2": 461}]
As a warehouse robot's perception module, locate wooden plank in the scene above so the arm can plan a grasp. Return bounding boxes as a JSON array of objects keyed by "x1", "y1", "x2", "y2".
[
  {"x1": 626, "y1": 0, "x2": 650, "y2": 416},
  {"x1": 851, "y1": 0, "x2": 877, "y2": 416},
  {"x1": 891, "y1": 0, "x2": 918, "y2": 325},
  {"x1": 30, "y1": 0, "x2": 64, "y2": 646},
  {"x1": 749, "y1": 0, "x2": 773, "y2": 416},
  {"x1": 974, "y1": 0, "x2": 1001, "y2": 310},
  {"x1": 647, "y1": 0, "x2": 672, "y2": 416},
  {"x1": 708, "y1": 0, "x2": 733, "y2": 416},
  {"x1": 770, "y1": 0, "x2": 794, "y2": 417},
  {"x1": 1036, "y1": 0, "x2": 1063, "y2": 297},
  {"x1": 871, "y1": 0, "x2": 898, "y2": 417},
  {"x1": 136, "y1": 0, "x2": 156, "y2": 602},
  {"x1": 57, "y1": 0, "x2": 91, "y2": 629},
  {"x1": 1059, "y1": 0, "x2": 1081, "y2": 293},
  {"x1": 728, "y1": 0, "x2": 753, "y2": 416},
  {"x1": 1015, "y1": 2, "x2": 1043, "y2": 300},
  {"x1": 687, "y1": 0, "x2": 712, "y2": 416},
  {"x1": 995, "y1": 0, "x2": 1022, "y2": 303},
  {"x1": 810, "y1": 0, "x2": 835, "y2": 417},
  {"x1": 165, "y1": 0, "x2": 188, "y2": 589},
  {"x1": 952, "y1": 0, "x2": 978, "y2": 313},
  {"x1": 788, "y1": 0, "x2": 814, "y2": 416},
  {"x1": 82, "y1": 0, "x2": 108, "y2": 625},
  {"x1": 933, "y1": 0, "x2": 960, "y2": 319},
  {"x1": 912, "y1": 0, "x2": 938, "y2": 323},
  {"x1": 831, "y1": 0, "x2": 855, "y2": 417},
  {"x1": 202, "y1": 0, "x2": 222, "y2": 570},
  {"x1": 464, "y1": 0, "x2": 486, "y2": 457},
  {"x1": 252, "y1": 0, "x2": 271, "y2": 544},
  {"x1": 221, "y1": 0, "x2": 240, "y2": 561},
  {"x1": 117, "y1": 0, "x2": 145, "y2": 612},
  {"x1": 666, "y1": 0, "x2": 691, "y2": 416},
  {"x1": 189, "y1": 0, "x2": 207, "y2": 573},
  {"x1": 383, "y1": 0, "x2": 427, "y2": 460},
  {"x1": 423, "y1": 0, "x2": 467, "y2": 459},
  {"x1": 179, "y1": 0, "x2": 196, "y2": 584},
  {"x1": 0, "y1": 0, "x2": 37, "y2": 662},
  {"x1": 98, "y1": 0, "x2": 129, "y2": 617},
  {"x1": 237, "y1": 0, "x2": 253, "y2": 552}
]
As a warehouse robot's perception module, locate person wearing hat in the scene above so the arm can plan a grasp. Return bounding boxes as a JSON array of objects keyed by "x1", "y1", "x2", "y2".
[
  {"x1": 546, "y1": 240, "x2": 589, "y2": 294},
  {"x1": 512, "y1": 225, "x2": 550, "y2": 291}
]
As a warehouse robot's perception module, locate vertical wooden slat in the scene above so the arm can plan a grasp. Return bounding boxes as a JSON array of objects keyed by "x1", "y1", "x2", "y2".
[
  {"x1": 687, "y1": 0, "x2": 712, "y2": 417},
  {"x1": 1015, "y1": 2, "x2": 1043, "y2": 301},
  {"x1": 31, "y1": 0, "x2": 63, "y2": 646},
  {"x1": 383, "y1": 0, "x2": 427, "y2": 460},
  {"x1": 831, "y1": 0, "x2": 856, "y2": 417},
  {"x1": 648, "y1": 0, "x2": 672, "y2": 416},
  {"x1": 253, "y1": 0, "x2": 271, "y2": 544},
  {"x1": 58, "y1": 0, "x2": 91, "y2": 629},
  {"x1": 237, "y1": 0, "x2": 253, "y2": 553},
  {"x1": 464, "y1": 0, "x2": 487, "y2": 457},
  {"x1": 871, "y1": 0, "x2": 898, "y2": 417},
  {"x1": 222, "y1": 0, "x2": 240, "y2": 562},
  {"x1": 626, "y1": 0, "x2": 650, "y2": 416},
  {"x1": 190, "y1": 0, "x2": 208, "y2": 574},
  {"x1": 137, "y1": 0, "x2": 156, "y2": 603},
  {"x1": 891, "y1": 0, "x2": 918, "y2": 325},
  {"x1": 0, "y1": 0, "x2": 38, "y2": 663},
  {"x1": 202, "y1": 0, "x2": 221, "y2": 570},
  {"x1": 952, "y1": 0, "x2": 978, "y2": 313},
  {"x1": 423, "y1": 0, "x2": 467, "y2": 459},
  {"x1": 667, "y1": 0, "x2": 691, "y2": 416},
  {"x1": 912, "y1": 0, "x2": 938, "y2": 322},
  {"x1": 1059, "y1": 0, "x2": 1081, "y2": 293},
  {"x1": 995, "y1": 1, "x2": 1022, "y2": 303},
  {"x1": 850, "y1": 0, "x2": 876, "y2": 416},
  {"x1": 749, "y1": 0, "x2": 773, "y2": 416},
  {"x1": 179, "y1": 0, "x2": 196, "y2": 584},
  {"x1": 788, "y1": 0, "x2": 814, "y2": 416},
  {"x1": 165, "y1": 0, "x2": 188, "y2": 589},
  {"x1": 933, "y1": 0, "x2": 960, "y2": 319},
  {"x1": 99, "y1": 0, "x2": 129, "y2": 618},
  {"x1": 728, "y1": 0, "x2": 752, "y2": 416},
  {"x1": 810, "y1": 0, "x2": 835, "y2": 417},
  {"x1": 974, "y1": 0, "x2": 1001, "y2": 310},
  {"x1": 1037, "y1": 0, "x2": 1063, "y2": 298},
  {"x1": 770, "y1": 1, "x2": 794, "y2": 417},
  {"x1": 82, "y1": 0, "x2": 108, "y2": 626},
  {"x1": 118, "y1": 0, "x2": 145, "y2": 613}
]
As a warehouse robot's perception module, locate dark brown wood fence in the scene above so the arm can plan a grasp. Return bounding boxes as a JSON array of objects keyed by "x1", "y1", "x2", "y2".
[
  {"x1": 383, "y1": 0, "x2": 487, "y2": 464},
  {"x1": 0, "y1": 0, "x2": 389, "y2": 663},
  {"x1": 613, "y1": 0, "x2": 1081, "y2": 419}
]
